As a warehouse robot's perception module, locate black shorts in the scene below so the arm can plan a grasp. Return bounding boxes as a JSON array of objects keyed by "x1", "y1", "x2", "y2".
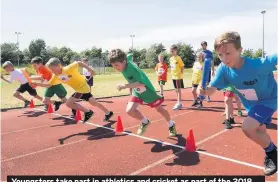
[
  {"x1": 16, "y1": 83, "x2": 37, "y2": 96},
  {"x1": 192, "y1": 84, "x2": 199, "y2": 88},
  {"x1": 71, "y1": 92, "x2": 93, "y2": 101},
  {"x1": 86, "y1": 76, "x2": 94, "y2": 87},
  {"x1": 173, "y1": 79, "x2": 184, "y2": 89}
]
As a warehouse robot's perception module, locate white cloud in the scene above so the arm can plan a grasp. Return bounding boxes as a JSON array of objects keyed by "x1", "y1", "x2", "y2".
[{"x1": 95, "y1": 7, "x2": 277, "y2": 54}]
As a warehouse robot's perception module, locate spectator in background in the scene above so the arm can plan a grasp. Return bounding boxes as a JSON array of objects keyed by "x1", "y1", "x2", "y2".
[{"x1": 201, "y1": 41, "x2": 215, "y2": 102}]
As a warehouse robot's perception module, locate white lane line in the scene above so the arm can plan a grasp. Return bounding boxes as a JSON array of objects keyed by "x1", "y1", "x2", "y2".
[{"x1": 1, "y1": 102, "x2": 213, "y2": 163}]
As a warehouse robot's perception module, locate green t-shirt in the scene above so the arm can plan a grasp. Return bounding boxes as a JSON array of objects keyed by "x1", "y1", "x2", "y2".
[{"x1": 122, "y1": 61, "x2": 161, "y2": 103}]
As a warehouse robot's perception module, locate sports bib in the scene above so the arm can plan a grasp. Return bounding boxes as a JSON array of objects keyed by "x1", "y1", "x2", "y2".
[
  {"x1": 170, "y1": 63, "x2": 176, "y2": 70},
  {"x1": 158, "y1": 68, "x2": 164, "y2": 74},
  {"x1": 134, "y1": 86, "x2": 147, "y2": 94},
  {"x1": 58, "y1": 75, "x2": 70, "y2": 81},
  {"x1": 236, "y1": 88, "x2": 258, "y2": 101}
]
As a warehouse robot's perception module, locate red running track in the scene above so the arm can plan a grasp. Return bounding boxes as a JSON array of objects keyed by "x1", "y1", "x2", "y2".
[{"x1": 1, "y1": 88, "x2": 277, "y2": 181}]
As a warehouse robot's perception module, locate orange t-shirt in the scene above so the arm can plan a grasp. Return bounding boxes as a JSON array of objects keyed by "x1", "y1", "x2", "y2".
[
  {"x1": 37, "y1": 66, "x2": 53, "y2": 81},
  {"x1": 155, "y1": 62, "x2": 167, "y2": 81}
]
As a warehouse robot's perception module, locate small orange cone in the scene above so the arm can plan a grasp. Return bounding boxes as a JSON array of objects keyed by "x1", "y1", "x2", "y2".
[
  {"x1": 185, "y1": 129, "x2": 196, "y2": 152},
  {"x1": 115, "y1": 116, "x2": 124, "y2": 132},
  {"x1": 29, "y1": 99, "x2": 35, "y2": 108},
  {"x1": 47, "y1": 103, "x2": 54, "y2": 113},
  {"x1": 75, "y1": 110, "x2": 82, "y2": 122}
]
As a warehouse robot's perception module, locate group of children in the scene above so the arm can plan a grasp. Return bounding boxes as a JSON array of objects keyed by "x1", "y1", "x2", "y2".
[
  {"x1": 1, "y1": 31, "x2": 277, "y2": 176},
  {"x1": 155, "y1": 41, "x2": 242, "y2": 130}
]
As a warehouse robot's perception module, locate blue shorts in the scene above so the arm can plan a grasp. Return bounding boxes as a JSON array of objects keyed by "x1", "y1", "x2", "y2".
[{"x1": 248, "y1": 105, "x2": 276, "y2": 125}]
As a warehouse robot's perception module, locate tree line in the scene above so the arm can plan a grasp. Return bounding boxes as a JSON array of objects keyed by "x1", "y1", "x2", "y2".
[{"x1": 1, "y1": 39, "x2": 265, "y2": 69}]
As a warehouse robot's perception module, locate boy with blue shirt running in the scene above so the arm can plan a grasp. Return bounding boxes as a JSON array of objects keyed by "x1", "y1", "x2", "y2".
[{"x1": 198, "y1": 31, "x2": 277, "y2": 176}]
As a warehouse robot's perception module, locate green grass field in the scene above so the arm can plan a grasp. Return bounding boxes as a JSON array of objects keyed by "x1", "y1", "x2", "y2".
[{"x1": 1, "y1": 67, "x2": 194, "y2": 109}]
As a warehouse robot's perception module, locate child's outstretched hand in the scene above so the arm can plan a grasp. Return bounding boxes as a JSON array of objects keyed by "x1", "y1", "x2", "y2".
[
  {"x1": 117, "y1": 84, "x2": 127, "y2": 91},
  {"x1": 197, "y1": 86, "x2": 206, "y2": 96}
]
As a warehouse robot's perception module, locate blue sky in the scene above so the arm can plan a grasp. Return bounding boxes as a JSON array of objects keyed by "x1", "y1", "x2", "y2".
[{"x1": 1, "y1": 0, "x2": 277, "y2": 54}]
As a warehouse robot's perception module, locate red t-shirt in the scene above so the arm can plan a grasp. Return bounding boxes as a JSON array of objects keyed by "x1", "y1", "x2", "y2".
[{"x1": 155, "y1": 62, "x2": 167, "y2": 81}]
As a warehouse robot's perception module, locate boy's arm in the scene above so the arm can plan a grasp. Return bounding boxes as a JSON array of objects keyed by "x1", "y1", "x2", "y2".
[
  {"x1": 1, "y1": 74, "x2": 14, "y2": 83},
  {"x1": 198, "y1": 85, "x2": 218, "y2": 97},
  {"x1": 211, "y1": 61, "x2": 215, "y2": 76},
  {"x1": 30, "y1": 75, "x2": 44, "y2": 81},
  {"x1": 117, "y1": 82, "x2": 144, "y2": 91},
  {"x1": 1, "y1": 75, "x2": 12, "y2": 83},
  {"x1": 260, "y1": 54, "x2": 278, "y2": 72},
  {"x1": 77, "y1": 61, "x2": 95, "y2": 77},
  {"x1": 178, "y1": 57, "x2": 184, "y2": 74},
  {"x1": 33, "y1": 82, "x2": 51, "y2": 88}
]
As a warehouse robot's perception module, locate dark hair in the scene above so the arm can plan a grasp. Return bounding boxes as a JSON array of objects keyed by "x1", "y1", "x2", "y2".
[
  {"x1": 108, "y1": 49, "x2": 126, "y2": 63},
  {"x1": 31, "y1": 56, "x2": 43, "y2": 64},
  {"x1": 201, "y1": 41, "x2": 207, "y2": 46},
  {"x1": 170, "y1": 44, "x2": 178, "y2": 50}
]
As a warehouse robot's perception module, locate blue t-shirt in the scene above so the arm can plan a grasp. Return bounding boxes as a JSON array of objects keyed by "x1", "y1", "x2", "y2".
[
  {"x1": 210, "y1": 54, "x2": 277, "y2": 112},
  {"x1": 202, "y1": 50, "x2": 213, "y2": 59},
  {"x1": 202, "y1": 50, "x2": 213, "y2": 73}
]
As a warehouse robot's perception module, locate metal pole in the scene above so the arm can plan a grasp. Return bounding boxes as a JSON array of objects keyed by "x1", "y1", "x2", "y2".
[
  {"x1": 261, "y1": 10, "x2": 266, "y2": 58},
  {"x1": 130, "y1": 35, "x2": 135, "y2": 50},
  {"x1": 15, "y1": 32, "x2": 21, "y2": 67}
]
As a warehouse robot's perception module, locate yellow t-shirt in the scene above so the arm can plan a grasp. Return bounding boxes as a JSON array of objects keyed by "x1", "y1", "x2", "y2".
[
  {"x1": 192, "y1": 61, "x2": 204, "y2": 85},
  {"x1": 169, "y1": 56, "x2": 184, "y2": 79},
  {"x1": 48, "y1": 62, "x2": 90, "y2": 93}
]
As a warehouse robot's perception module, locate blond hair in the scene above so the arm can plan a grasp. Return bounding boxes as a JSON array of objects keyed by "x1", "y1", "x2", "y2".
[
  {"x1": 46, "y1": 57, "x2": 61, "y2": 67},
  {"x1": 2, "y1": 61, "x2": 13, "y2": 69},
  {"x1": 214, "y1": 31, "x2": 241, "y2": 51}
]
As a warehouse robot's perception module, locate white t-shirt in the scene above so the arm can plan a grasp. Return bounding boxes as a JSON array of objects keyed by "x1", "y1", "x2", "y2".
[
  {"x1": 9, "y1": 69, "x2": 28, "y2": 84},
  {"x1": 82, "y1": 66, "x2": 93, "y2": 77}
]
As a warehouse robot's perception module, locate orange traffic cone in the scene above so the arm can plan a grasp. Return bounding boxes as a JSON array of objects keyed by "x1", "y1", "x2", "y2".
[
  {"x1": 115, "y1": 116, "x2": 124, "y2": 132},
  {"x1": 47, "y1": 103, "x2": 54, "y2": 113},
  {"x1": 29, "y1": 99, "x2": 35, "y2": 108},
  {"x1": 75, "y1": 110, "x2": 82, "y2": 122},
  {"x1": 185, "y1": 129, "x2": 196, "y2": 152}
]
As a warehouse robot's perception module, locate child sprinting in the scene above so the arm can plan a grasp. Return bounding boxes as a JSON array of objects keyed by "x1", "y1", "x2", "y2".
[
  {"x1": 169, "y1": 45, "x2": 184, "y2": 110},
  {"x1": 155, "y1": 54, "x2": 167, "y2": 96},
  {"x1": 191, "y1": 52, "x2": 204, "y2": 107},
  {"x1": 222, "y1": 85, "x2": 243, "y2": 129},
  {"x1": 81, "y1": 58, "x2": 94, "y2": 92},
  {"x1": 30, "y1": 56, "x2": 66, "y2": 111},
  {"x1": 108, "y1": 49, "x2": 177, "y2": 136},
  {"x1": 33, "y1": 58, "x2": 114, "y2": 123},
  {"x1": 197, "y1": 31, "x2": 277, "y2": 176},
  {"x1": 1, "y1": 61, "x2": 43, "y2": 107}
]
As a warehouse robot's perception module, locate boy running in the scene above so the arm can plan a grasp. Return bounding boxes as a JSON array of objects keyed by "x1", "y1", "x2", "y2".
[
  {"x1": 221, "y1": 85, "x2": 243, "y2": 129},
  {"x1": 108, "y1": 49, "x2": 177, "y2": 136},
  {"x1": 1, "y1": 61, "x2": 43, "y2": 107},
  {"x1": 169, "y1": 45, "x2": 184, "y2": 110},
  {"x1": 155, "y1": 54, "x2": 168, "y2": 96},
  {"x1": 198, "y1": 31, "x2": 277, "y2": 176},
  {"x1": 30, "y1": 56, "x2": 66, "y2": 111},
  {"x1": 33, "y1": 58, "x2": 114, "y2": 122},
  {"x1": 191, "y1": 52, "x2": 204, "y2": 107}
]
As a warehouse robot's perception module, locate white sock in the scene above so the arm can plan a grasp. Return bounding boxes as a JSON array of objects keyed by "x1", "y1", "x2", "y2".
[
  {"x1": 168, "y1": 120, "x2": 175, "y2": 127},
  {"x1": 141, "y1": 117, "x2": 149, "y2": 124},
  {"x1": 106, "y1": 111, "x2": 111, "y2": 115}
]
